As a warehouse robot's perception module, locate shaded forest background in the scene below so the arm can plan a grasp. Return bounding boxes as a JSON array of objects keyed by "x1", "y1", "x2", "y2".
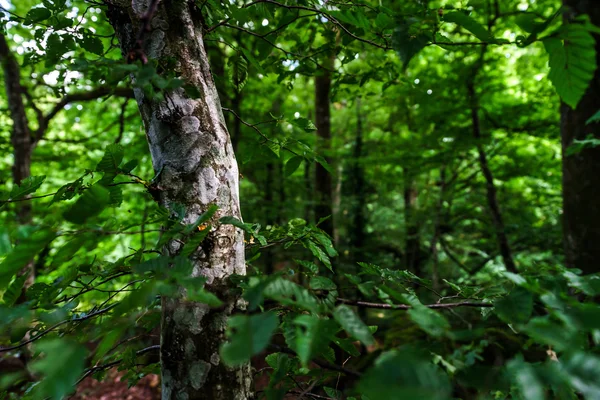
[{"x1": 1, "y1": 0, "x2": 600, "y2": 399}]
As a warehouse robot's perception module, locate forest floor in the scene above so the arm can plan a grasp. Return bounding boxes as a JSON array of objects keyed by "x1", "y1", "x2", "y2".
[{"x1": 71, "y1": 369, "x2": 161, "y2": 400}]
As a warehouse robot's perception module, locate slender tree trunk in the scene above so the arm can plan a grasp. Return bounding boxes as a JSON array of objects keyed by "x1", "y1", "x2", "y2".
[
  {"x1": 349, "y1": 98, "x2": 366, "y2": 264},
  {"x1": 0, "y1": 33, "x2": 35, "y2": 294},
  {"x1": 107, "y1": 2, "x2": 250, "y2": 399},
  {"x1": 467, "y1": 82, "x2": 517, "y2": 274},
  {"x1": 230, "y1": 90, "x2": 243, "y2": 153},
  {"x1": 264, "y1": 161, "x2": 275, "y2": 275},
  {"x1": 403, "y1": 171, "x2": 421, "y2": 274},
  {"x1": 429, "y1": 168, "x2": 446, "y2": 290},
  {"x1": 314, "y1": 64, "x2": 334, "y2": 237},
  {"x1": 561, "y1": 1, "x2": 600, "y2": 274},
  {"x1": 0, "y1": 33, "x2": 32, "y2": 223}
]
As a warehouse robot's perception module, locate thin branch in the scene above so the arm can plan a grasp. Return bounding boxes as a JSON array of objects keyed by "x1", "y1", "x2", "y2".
[
  {"x1": 0, "y1": 305, "x2": 117, "y2": 353},
  {"x1": 269, "y1": 344, "x2": 361, "y2": 378},
  {"x1": 243, "y1": 0, "x2": 391, "y2": 49},
  {"x1": 115, "y1": 98, "x2": 129, "y2": 143},
  {"x1": 36, "y1": 87, "x2": 134, "y2": 141},
  {"x1": 222, "y1": 107, "x2": 302, "y2": 157},
  {"x1": 336, "y1": 298, "x2": 493, "y2": 310},
  {"x1": 76, "y1": 345, "x2": 160, "y2": 385}
]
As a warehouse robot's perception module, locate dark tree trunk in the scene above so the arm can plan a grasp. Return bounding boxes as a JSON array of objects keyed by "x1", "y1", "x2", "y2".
[
  {"x1": 561, "y1": 1, "x2": 600, "y2": 274},
  {"x1": 467, "y1": 82, "x2": 517, "y2": 274},
  {"x1": 403, "y1": 171, "x2": 422, "y2": 274},
  {"x1": 230, "y1": 90, "x2": 243, "y2": 153},
  {"x1": 349, "y1": 98, "x2": 366, "y2": 264},
  {"x1": 264, "y1": 161, "x2": 275, "y2": 275},
  {"x1": 0, "y1": 33, "x2": 33, "y2": 224},
  {"x1": 314, "y1": 66, "x2": 334, "y2": 237},
  {"x1": 107, "y1": 2, "x2": 251, "y2": 399},
  {"x1": 429, "y1": 168, "x2": 446, "y2": 290},
  {"x1": 0, "y1": 33, "x2": 35, "y2": 295}
]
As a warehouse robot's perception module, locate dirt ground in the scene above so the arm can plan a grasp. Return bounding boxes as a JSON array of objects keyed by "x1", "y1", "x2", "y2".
[{"x1": 70, "y1": 369, "x2": 161, "y2": 400}]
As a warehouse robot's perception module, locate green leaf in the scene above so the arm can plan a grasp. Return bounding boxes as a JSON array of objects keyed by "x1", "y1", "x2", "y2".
[
  {"x1": 2, "y1": 275, "x2": 27, "y2": 306},
  {"x1": 120, "y1": 159, "x2": 138, "y2": 174},
  {"x1": 29, "y1": 339, "x2": 87, "y2": 400},
  {"x1": 9, "y1": 176, "x2": 46, "y2": 200},
  {"x1": 219, "y1": 216, "x2": 253, "y2": 234},
  {"x1": 292, "y1": 315, "x2": 338, "y2": 366},
  {"x1": 586, "y1": 109, "x2": 600, "y2": 125},
  {"x1": 523, "y1": 317, "x2": 582, "y2": 351},
  {"x1": 562, "y1": 352, "x2": 600, "y2": 398},
  {"x1": 25, "y1": 7, "x2": 52, "y2": 24},
  {"x1": 543, "y1": 23, "x2": 597, "y2": 109},
  {"x1": 333, "y1": 305, "x2": 375, "y2": 345},
  {"x1": 284, "y1": 156, "x2": 303, "y2": 177},
  {"x1": 81, "y1": 35, "x2": 104, "y2": 55},
  {"x1": 494, "y1": 287, "x2": 533, "y2": 324},
  {"x1": 63, "y1": 184, "x2": 111, "y2": 224},
  {"x1": 309, "y1": 276, "x2": 336, "y2": 291},
  {"x1": 0, "y1": 229, "x2": 10, "y2": 256},
  {"x1": 563, "y1": 271, "x2": 600, "y2": 296},
  {"x1": 51, "y1": 177, "x2": 85, "y2": 204},
  {"x1": 96, "y1": 143, "x2": 124, "y2": 173},
  {"x1": 291, "y1": 117, "x2": 317, "y2": 132},
  {"x1": 180, "y1": 227, "x2": 211, "y2": 257},
  {"x1": 358, "y1": 348, "x2": 451, "y2": 399},
  {"x1": 305, "y1": 240, "x2": 333, "y2": 272},
  {"x1": 264, "y1": 278, "x2": 320, "y2": 313},
  {"x1": 408, "y1": 304, "x2": 450, "y2": 338},
  {"x1": 107, "y1": 185, "x2": 123, "y2": 207},
  {"x1": 565, "y1": 134, "x2": 600, "y2": 156},
  {"x1": 0, "y1": 229, "x2": 55, "y2": 289},
  {"x1": 506, "y1": 356, "x2": 545, "y2": 400},
  {"x1": 392, "y1": 19, "x2": 429, "y2": 66},
  {"x1": 443, "y1": 12, "x2": 495, "y2": 43},
  {"x1": 229, "y1": 53, "x2": 248, "y2": 92},
  {"x1": 185, "y1": 286, "x2": 223, "y2": 307},
  {"x1": 221, "y1": 312, "x2": 279, "y2": 366},
  {"x1": 334, "y1": 337, "x2": 360, "y2": 357}
]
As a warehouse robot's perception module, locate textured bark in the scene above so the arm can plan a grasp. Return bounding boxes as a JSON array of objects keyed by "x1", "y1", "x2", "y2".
[
  {"x1": 561, "y1": 1, "x2": 600, "y2": 274},
  {"x1": 107, "y1": 2, "x2": 250, "y2": 399},
  {"x1": 0, "y1": 33, "x2": 33, "y2": 224},
  {"x1": 467, "y1": 82, "x2": 517, "y2": 274},
  {"x1": 314, "y1": 65, "x2": 334, "y2": 237},
  {"x1": 0, "y1": 32, "x2": 36, "y2": 297}
]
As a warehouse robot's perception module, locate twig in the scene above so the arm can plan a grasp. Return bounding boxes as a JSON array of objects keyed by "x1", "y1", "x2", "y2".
[
  {"x1": 336, "y1": 298, "x2": 493, "y2": 310},
  {"x1": 75, "y1": 345, "x2": 160, "y2": 385},
  {"x1": 268, "y1": 344, "x2": 361, "y2": 378},
  {"x1": 0, "y1": 305, "x2": 117, "y2": 353}
]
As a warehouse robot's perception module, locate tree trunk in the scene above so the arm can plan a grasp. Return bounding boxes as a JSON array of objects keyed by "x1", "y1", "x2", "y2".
[
  {"x1": 349, "y1": 98, "x2": 366, "y2": 264},
  {"x1": 403, "y1": 171, "x2": 421, "y2": 274},
  {"x1": 0, "y1": 33, "x2": 35, "y2": 295},
  {"x1": 561, "y1": 1, "x2": 600, "y2": 275},
  {"x1": 0, "y1": 33, "x2": 33, "y2": 223},
  {"x1": 107, "y1": 2, "x2": 250, "y2": 399},
  {"x1": 467, "y1": 82, "x2": 517, "y2": 274},
  {"x1": 314, "y1": 65, "x2": 334, "y2": 237}
]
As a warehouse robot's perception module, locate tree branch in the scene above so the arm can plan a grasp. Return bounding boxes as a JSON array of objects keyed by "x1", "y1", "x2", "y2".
[
  {"x1": 36, "y1": 87, "x2": 134, "y2": 141},
  {"x1": 0, "y1": 305, "x2": 117, "y2": 353},
  {"x1": 75, "y1": 345, "x2": 160, "y2": 386},
  {"x1": 336, "y1": 298, "x2": 493, "y2": 310},
  {"x1": 268, "y1": 344, "x2": 361, "y2": 378}
]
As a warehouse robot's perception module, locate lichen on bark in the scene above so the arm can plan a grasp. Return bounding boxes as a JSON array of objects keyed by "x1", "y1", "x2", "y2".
[{"x1": 107, "y1": 1, "x2": 251, "y2": 398}]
